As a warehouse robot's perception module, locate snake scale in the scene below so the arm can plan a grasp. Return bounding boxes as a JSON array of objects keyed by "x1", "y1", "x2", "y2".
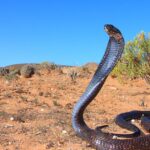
[{"x1": 72, "y1": 24, "x2": 150, "y2": 150}]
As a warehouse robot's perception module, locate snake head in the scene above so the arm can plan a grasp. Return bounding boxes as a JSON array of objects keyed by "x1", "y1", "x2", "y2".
[{"x1": 104, "y1": 24, "x2": 123, "y2": 42}]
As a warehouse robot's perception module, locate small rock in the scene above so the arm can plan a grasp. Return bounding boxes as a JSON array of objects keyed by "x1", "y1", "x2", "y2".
[
  {"x1": 62, "y1": 130, "x2": 67, "y2": 134},
  {"x1": 40, "y1": 108, "x2": 44, "y2": 112},
  {"x1": 5, "y1": 80, "x2": 10, "y2": 85},
  {"x1": 10, "y1": 117, "x2": 14, "y2": 121},
  {"x1": 8, "y1": 141, "x2": 12, "y2": 145}
]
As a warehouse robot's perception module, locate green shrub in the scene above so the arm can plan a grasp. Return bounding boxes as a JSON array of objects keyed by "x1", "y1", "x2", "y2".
[
  {"x1": 69, "y1": 70, "x2": 78, "y2": 82},
  {"x1": 112, "y1": 32, "x2": 150, "y2": 81}
]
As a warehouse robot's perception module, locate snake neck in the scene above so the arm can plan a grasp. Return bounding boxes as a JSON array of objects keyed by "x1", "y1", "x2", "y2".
[
  {"x1": 72, "y1": 37, "x2": 124, "y2": 140},
  {"x1": 72, "y1": 75, "x2": 107, "y2": 140}
]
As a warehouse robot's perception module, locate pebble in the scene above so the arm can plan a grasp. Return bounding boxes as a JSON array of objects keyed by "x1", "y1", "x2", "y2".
[
  {"x1": 5, "y1": 80, "x2": 10, "y2": 85},
  {"x1": 40, "y1": 108, "x2": 44, "y2": 112},
  {"x1": 10, "y1": 117, "x2": 14, "y2": 121},
  {"x1": 62, "y1": 130, "x2": 67, "y2": 134}
]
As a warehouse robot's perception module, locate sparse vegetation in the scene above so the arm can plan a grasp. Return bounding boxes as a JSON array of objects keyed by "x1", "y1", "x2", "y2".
[
  {"x1": 0, "y1": 59, "x2": 149, "y2": 150},
  {"x1": 4, "y1": 73, "x2": 18, "y2": 81},
  {"x1": 20, "y1": 65, "x2": 35, "y2": 78},
  {"x1": 82, "y1": 66, "x2": 90, "y2": 73},
  {"x1": 112, "y1": 32, "x2": 150, "y2": 83},
  {"x1": 40, "y1": 62, "x2": 58, "y2": 70},
  {"x1": 53, "y1": 100, "x2": 61, "y2": 106},
  {"x1": 69, "y1": 70, "x2": 78, "y2": 82},
  {"x1": 0, "y1": 68, "x2": 9, "y2": 76}
]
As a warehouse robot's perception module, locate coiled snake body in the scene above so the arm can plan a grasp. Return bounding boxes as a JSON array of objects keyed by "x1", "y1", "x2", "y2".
[{"x1": 72, "y1": 24, "x2": 150, "y2": 150}]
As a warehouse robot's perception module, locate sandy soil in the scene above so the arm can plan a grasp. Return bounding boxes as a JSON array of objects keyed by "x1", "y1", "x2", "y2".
[{"x1": 0, "y1": 65, "x2": 149, "y2": 150}]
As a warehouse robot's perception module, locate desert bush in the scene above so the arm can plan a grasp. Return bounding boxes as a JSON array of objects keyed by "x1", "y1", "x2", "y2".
[
  {"x1": 82, "y1": 66, "x2": 90, "y2": 74},
  {"x1": 69, "y1": 70, "x2": 78, "y2": 82},
  {"x1": 4, "y1": 73, "x2": 18, "y2": 81},
  {"x1": 20, "y1": 65, "x2": 35, "y2": 78},
  {"x1": 2, "y1": 67, "x2": 21, "y2": 81},
  {"x1": 9, "y1": 69, "x2": 20, "y2": 76},
  {"x1": 0, "y1": 68, "x2": 9, "y2": 76},
  {"x1": 112, "y1": 32, "x2": 150, "y2": 82},
  {"x1": 40, "y1": 62, "x2": 58, "y2": 70}
]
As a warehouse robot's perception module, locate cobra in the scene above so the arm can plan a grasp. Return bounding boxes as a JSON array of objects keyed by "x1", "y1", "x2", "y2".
[{"x1": 72, "y1": 24, "x2": 150, "y2": 150}]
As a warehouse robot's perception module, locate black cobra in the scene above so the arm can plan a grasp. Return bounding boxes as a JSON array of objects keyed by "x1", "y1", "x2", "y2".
[{"x1": 72, "y1": 24, "x2": 150, "y2": 150}]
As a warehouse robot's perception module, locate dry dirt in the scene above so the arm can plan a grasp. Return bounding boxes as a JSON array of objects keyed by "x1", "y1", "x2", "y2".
[{"x1": 0, "y1": 65, "x2": 150, "y2": 150}]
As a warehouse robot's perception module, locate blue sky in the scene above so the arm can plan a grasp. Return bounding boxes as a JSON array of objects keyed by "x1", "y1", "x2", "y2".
[{"x1": 0, "y1": 0, "x2": 150, "y2": 67}]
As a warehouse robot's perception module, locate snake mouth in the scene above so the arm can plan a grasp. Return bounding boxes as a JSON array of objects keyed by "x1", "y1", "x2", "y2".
[{"x1": 104, "y1": 24, "x2": 123, "y2": 42}]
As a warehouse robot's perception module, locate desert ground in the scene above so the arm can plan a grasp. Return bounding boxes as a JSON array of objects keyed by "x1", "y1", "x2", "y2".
[{"x1": 0, "y1": 63, "x2": 149, "y2": 150}]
